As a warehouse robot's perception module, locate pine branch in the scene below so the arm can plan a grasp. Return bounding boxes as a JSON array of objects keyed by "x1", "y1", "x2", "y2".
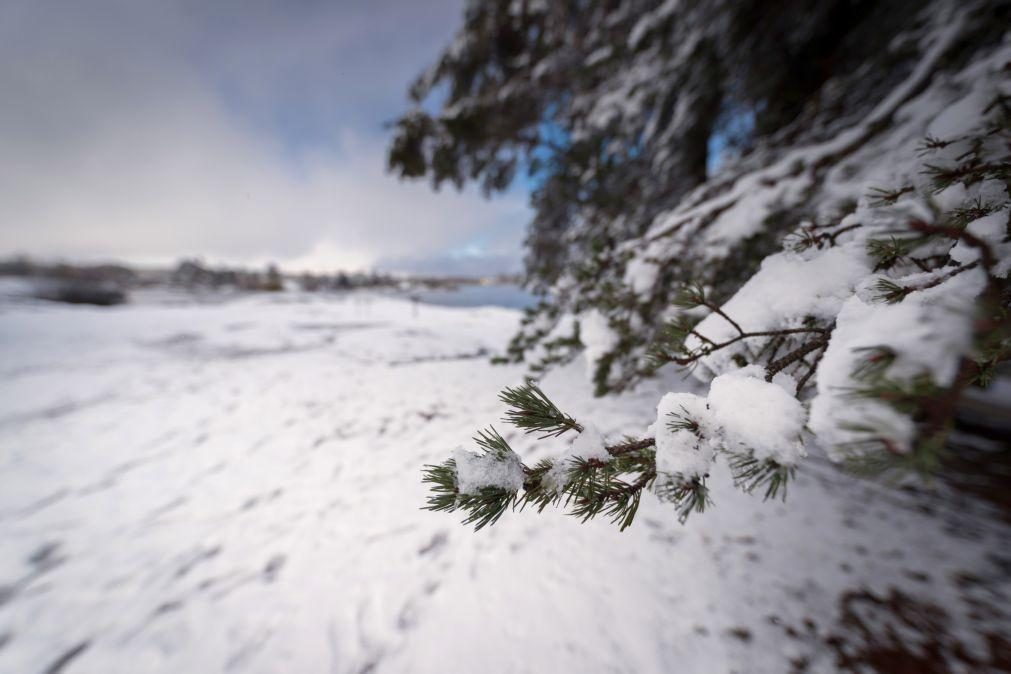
[
  {"x1": 916, "y1": 134, "x2": 952, "y2": 156},
  {"x1": 908, "y1": 219, "x2": 997, "y2": 273},
  {"x1": 517, "y1": 459, "x2": 564, "y2": 513},
  {"x1": 655, "y1": 287, "x2": 840, "y2": 378},
  {"x1": 794, "y1": 345, "x2": 825, "y2": 395},
  {"x1": 761, "y1": 333, "x2": 786, "y2": 366},
  {"x1": 871, "y1": 277, "x2": 911, "y2": 304},
  {"x1": 421, "y1": 370, "x2": 815, "y2": 531},
  {"x1": 605, "y1": 436, "x2": 657, "y2": 457},
  {"x1": 672, "y1": 281, "x2": 708, "y2": 309},
  {"x1": 566, "y1": 457, "x2": 655, "y2": 530},
  {"x1": 921, "y1": 161, "x2": 1011, "y2": 192},
  {"x1": 665, "y1": 326, "x2": 830, "y2": 367},
  {"x1": 851, "y1": 346, "x2": 897, "y2": 381},
  {"x1": 785, "y1": 225, "x2": 823, "y2": 253},
  {"x1": 421, "y1": 459, "x2": 518, "y2": 530},
  {"x1": 786, "y1": 222, "x2": 861, "y2": 252},
  {"x1": 728, "y1": 454, "x2": 795, "y2": 501},
  {"x1": 647, "y1": 316, "x2": 699, "y2": 366},
  {"x1": 699, "y1": 298, "x2": 745, "y2": 336},
  {"x1": 654, "y1": 476, "x2": 711, "y2": 523},
  {"x1": 421, "y1": 460, "x2": 458, "y2": 514},
  {"x1": 844, "y1": 373, "x2": 941, "y2": 416},
  {"x1": 666, "y1": 406, "x2": 701, "y2": 434},
  {"x1": 867, "y1": 185, "x2": 914, "y2": 207},
  {"x1": 765, "y1": 333, "x2": 831, "y2": 380},
  {"x1": 473, "y1": 426, "x2": 516, "y2": 458},
  {"x1": 423, "y1": 380, "x2": 661, "y2": 531},
  {"x1": 837, "y1": 426, "x2": 946, "y2": 479},
  {"x1": 873, "y1": 261, "x2": 980, "y2": 305},
  {"x1": 839, "y1": 443, "x2": 939, "y2": 478},
  {"x1": 948, "y1": 197, "x2": 996, "y2": 228},
  {"x1": 826, "y1": 223, "x2": 863, "y2": 246},
  {"x1": 916, "y1": 261, "x2": 979, "y2": 291},
  {"x1": 499, "y1": 379, "x2": 583, "y2": 437},
  {"x1": 866, "y1": 235, "x2": 921, "y2": 271},
  {"x1": 973, "y1": 302, "x2": 1011, "y2": 387}
]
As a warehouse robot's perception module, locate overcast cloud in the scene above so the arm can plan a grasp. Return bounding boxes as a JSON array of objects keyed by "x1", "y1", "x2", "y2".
[{"x1": 0, "y1": 0, "x2": 529, "y2": 274}]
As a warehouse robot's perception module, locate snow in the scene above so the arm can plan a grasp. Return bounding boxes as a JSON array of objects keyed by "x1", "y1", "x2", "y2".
[
  {"x1": 634, "y1": 9, "x2": 993, "y2": 258},
  {"x1": 540, "y1": 458, "x2": 573, "y2": 496},
  {"x1": 623, "y1": 256, "x2": 660, "y2": 295},
  {"x1": 950, "y1": 208, "x2": 1011, "y2": 275},
  {"x1": 0, "y1": 291, "x2": 1008, "y2": 673},
  {"x1": 696, "y1": 170, "x2": 814, "y2": 260},
  {"x1": 925, "y1": 84, "x2": 993, "y2": 139},
  {"x1": 584, "y1": 46, "x2": 613, "y2": 67},
  {"x1": 707, "y1": 369, "x2": 807, "y2": 466},
  {"x1": 650, "y1": 367, "x2": 807, "y2": 481},
  {"x1": 578, "y1": 309, "x2": 618, "y2": 374},
  {"x1": 452, "y1": 447, "x2": 524, "y2": 495},
  {"x1": 809, "y1": 268, "x2": 986, "y2": 456},
  {"x1": 627, "y1": 0, "x2": 679, "y2": 49},
  {"x1": 568, "y1": 422, "x2": 610, "y2": 462},
  {"x1": 687, "y1": 245, "x2": 869, "y2": 378},
  {"x1": 606, "y1": 37, "x2": 1011, "y2": 464},
  {"x1": 541, "y1": 422, "x2": 610, "y2": 495},
  {"x1": 932, "y1": 182, "x2": 968, "y2": 212},
  {"x1": 651, "y1": 392, "x2": 715, "y2": 480},
  {"x1": 544, "y1": 312, "x2": 577, "y2": 342}
]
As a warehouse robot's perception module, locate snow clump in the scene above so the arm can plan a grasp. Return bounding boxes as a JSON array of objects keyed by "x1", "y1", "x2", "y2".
[
  {"x1": 650, "y1": 367, "x2": 808, "y2": 487},
  {"x1": 452, "y1": 447, "x2": 524, "y2": 495}
]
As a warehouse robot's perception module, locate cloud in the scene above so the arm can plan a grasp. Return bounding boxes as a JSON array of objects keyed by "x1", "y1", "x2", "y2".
[{"x1": 0, "y1": 0, "x2": 529, "y2": 273}]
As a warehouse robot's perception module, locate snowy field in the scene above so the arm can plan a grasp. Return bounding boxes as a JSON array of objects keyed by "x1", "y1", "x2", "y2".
[{"x1": 0, "y1": 291, "x2": 1008, "y2": 674}]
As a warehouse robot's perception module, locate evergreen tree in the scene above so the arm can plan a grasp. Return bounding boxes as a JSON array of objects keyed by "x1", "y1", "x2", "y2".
[{"x1": 391, "y1": 0, "x2": 1011, "y2": 529}]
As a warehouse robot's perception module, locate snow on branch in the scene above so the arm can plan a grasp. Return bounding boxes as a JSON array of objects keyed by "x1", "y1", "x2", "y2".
[
  {"x1": 418, "y1": 2, "x2": 1011, "y2": 530},
  {"x1": 423, "y1": 370, "x2": 812, "y2": 530}
]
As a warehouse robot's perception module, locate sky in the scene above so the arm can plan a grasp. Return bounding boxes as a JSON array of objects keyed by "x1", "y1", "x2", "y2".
[{"x1": 0, "y1": 0, "x2": 531, "y2": 275}]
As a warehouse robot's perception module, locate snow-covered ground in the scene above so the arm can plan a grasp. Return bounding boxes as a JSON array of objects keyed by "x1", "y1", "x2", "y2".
[{"x1": 0, "y1": 292, "x2": 1007, "y2": 674}]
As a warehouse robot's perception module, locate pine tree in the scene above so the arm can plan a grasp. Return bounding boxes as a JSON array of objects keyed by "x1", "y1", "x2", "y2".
[{"x1": 394, "y1": 0, "x2": 1011, "y2": 529}]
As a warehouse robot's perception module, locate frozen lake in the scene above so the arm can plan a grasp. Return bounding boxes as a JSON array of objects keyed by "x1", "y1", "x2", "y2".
[
  {"x1": 400, "y1": 283, "x2": 539, "y2": 311},
  {"x1": 0, "y1": 292, "x2": 1007, "y2": 673}
]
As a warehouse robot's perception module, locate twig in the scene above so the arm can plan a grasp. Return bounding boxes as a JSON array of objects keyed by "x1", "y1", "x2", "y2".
[
  {"x1": 702, "y1": 300, "x2": 744, "y2": 335},
  {"x1": 605, "y1": 437, "x2": 656, "y2": 457},
  {"x1": 795, "y1": 342, "x2": 828, "y2": 394},
  {"x1": 765, "y1": 335, "x2": 832, "y2": 381}
]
